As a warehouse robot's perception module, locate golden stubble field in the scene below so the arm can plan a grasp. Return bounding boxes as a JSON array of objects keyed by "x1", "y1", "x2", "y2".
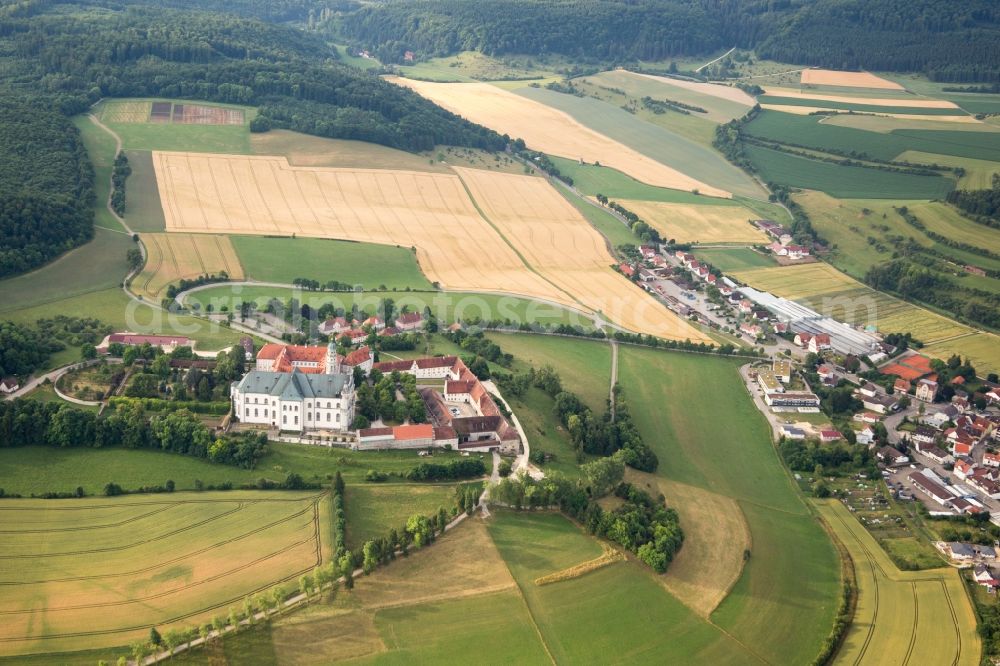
[
  {"x1": 153, "y1": 151, "x2": 708, "y2": 342},
  {"x1": 454, "y1": 167, "x2": 708, "y2": 341},
  {"x1": 607, "y1": 199, "x2": 768, "y2": 244},
  {"x1": 800, "y1": 69, "x2": 904, "y2": 90},
  {"x1": 0, "y1": 492, "x2": 326, "y2": 656},
  {"x1": 138, "y1": 233, "x2": 244, "y2": 300},
  {"x1": 387, "y1": 77, "x2": 731, "y2": 198}
]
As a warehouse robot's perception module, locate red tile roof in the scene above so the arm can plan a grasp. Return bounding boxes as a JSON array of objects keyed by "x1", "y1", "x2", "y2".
[
  {"x1": 343, "y1": 346, "x2": 372, "y2": 367},
  {"x1": 416, "y1": 356, "x2": 458, "y2": 369},
  {"x1": 396, "y1": 312, "x2": 423, "y2": 325},
  {"x1": 393, "y1": 424, "x2": 434, "y2": 441}
]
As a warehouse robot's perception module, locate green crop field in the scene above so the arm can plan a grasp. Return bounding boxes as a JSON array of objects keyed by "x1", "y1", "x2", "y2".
[
  {"x1": 549, "y1": 156, "x2": 738, "y2": 205},
  {"x1": 488, "y1": 332, "x2": 611, "y2": 410},
  {"x1": 760, "y1": 95, "x2": 968, "y2": 116},
  {"x1": 123, "y1": 150, "x2": 167, "y2": 232},
  {"x1": 517, "y1": 86, "x2": 766, "y2": 198},
  {"x1": 694, "y1": 247, "x2": 777, "y2": 272},
  {"x1": 561, "y1": 187, "x2": 643, "y2": 247},
  {"x1": 343, "y1": 482, "x2": 483, "y2": 550},
  {"x1": 897, "y1": 151, "x2": 1000, "y2": 189},
  {"x1": 744, "y1": 144, "x2": 955, "y2": 199},
  {"x1": 230, "y1": 236, "x2": 434, "y2": 291},
  {"x1": 924, "y1": 332, "x2": 1000, "y2": 377},
  {"x1": 0, "y1": 228, "x2": 133, "y2": 315},
  {"x1": 618, "y1": 347, "x2": 840, "y2": 663},
  {"x1": 489, "y1": 511, "x2": 762, "y2": 664},
  {"x1": 0, "y1": 491, "x2": 328, "y2": 657},
  {"x1": 816, "y1": 500, "x2": 979, "y2": 665},
  {"x1": 746, "y1": 110, "x2": 1000, "y2": 163},
  {"x1": 0, "y1": 445, "x2": 474, "y2": 497}
]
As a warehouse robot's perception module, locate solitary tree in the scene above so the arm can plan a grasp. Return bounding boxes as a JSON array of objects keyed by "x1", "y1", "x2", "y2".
[{"x1": 149, "y1": 627, "x2": 162, "y2": 646}]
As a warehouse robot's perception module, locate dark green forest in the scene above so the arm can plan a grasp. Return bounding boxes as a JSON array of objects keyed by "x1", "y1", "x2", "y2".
[
  {"x1": 0, "y1": 100, "x2": 94, "y2": 278},
  {"x1": 337, "y1": 0, "x2": 1000, "y2": 82}
]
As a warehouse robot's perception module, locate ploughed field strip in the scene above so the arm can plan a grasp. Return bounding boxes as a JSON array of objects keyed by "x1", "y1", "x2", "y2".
[
  {"x1": 137, "y1": 233, "x2": 244, "y2": 300},
  {"x1": 816, "y1": 500, "x2": 978, "y2": 666},
  {"x1": 387, "y1": 77, "x2": 731, "y2": 197},
  {"x1": 0, "y1": 492, "x2": 324, "y2": 656},
  {"x1": 102, "y1": 100, "x2": 244, "y2": 125},
  {"x1": 152, "y1": 151, "x2": 708, "y2": 342}
]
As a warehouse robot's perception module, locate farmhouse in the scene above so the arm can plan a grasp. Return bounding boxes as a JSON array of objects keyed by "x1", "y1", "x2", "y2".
[
  {"x1": 0, "y1": 377, "x2": 19, "y2": 394},
  {"x1": 857, "y1": 426, "x2": 876, "y2": 446},
  {"x1": 917, "y1": 444, "x2": 952, "y2": 465},
  {"x1": 861, "y1": 393, "x2": 900, "y2": 415},
  {"x1": 820, "y1": 429, "x2": 843, "y2": 442}
]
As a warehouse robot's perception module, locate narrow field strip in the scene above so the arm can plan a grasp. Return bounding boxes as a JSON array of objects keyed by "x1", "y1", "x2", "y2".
[{"x1": 534, "y1": 544, "x2": 624, "y2": 586}]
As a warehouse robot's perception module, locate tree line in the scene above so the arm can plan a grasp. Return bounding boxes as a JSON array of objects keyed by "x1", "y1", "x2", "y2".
[
  {"x1": 0, "y1": 399, "x2": 268, "y2": 470},
  {"x1": 336, "y1": 0, "x2": 1000, "y2": 82}
]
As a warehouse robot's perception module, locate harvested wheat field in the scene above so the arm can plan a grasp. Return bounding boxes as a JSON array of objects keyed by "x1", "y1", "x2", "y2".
[
  {"x1": 0, "y1": 491, "x2": 325, "y2": 656},
  {"x1": 800, "y1": 69, "x2": 904, "y2": 90},
  {"x1": 610, "y1": 199, "x2": 767, "y2": 244},
  {"x1": 137, "y1": 233, "x2": 244, "y2": 300},
  {"x1": 152, "y1": 151, "x2": 571, "y2": 308},
  {"x1": 453, "y1": 167, "x2": 710, "y2": 341},
  {"x1": 153, "y1": 151, "x2": 705, "y2": 340},
  {"x1": 388, "y1": 77, "x2": 730, "y2": 198}
]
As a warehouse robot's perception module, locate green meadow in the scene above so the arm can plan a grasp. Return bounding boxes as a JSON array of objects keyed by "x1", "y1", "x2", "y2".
[
  {"x1": 230, "y1": 236, "x2": 435, "y2": 291},
  {"x1": 744, "y1": 144, "x2": 954, "y2": 199},
  {"x1": 693, "y1": 247, "x2": 777, "y2": 272},
  {"x1": 618, "y1": 347, "x2": 840, "y2": 664}
]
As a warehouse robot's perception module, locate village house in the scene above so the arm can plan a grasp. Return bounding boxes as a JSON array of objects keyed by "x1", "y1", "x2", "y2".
[
  {"x1": 853, "y1": 411, "x2": 882, "y2": 424},
  {"x1": 342, "y1": 346, "x2": 374, "y2": 375},
  {"x1": 893, "y1": 378, "x2": 912, "y2": 394},
  {"x1": 917, "y1": 443, "x2": 951, "y2": 465},
  {"x1": 857, "y1": 425, "x2": 877, "y2": 446},
  {"x1": 362, "y1": 316, "x2": 385, "y2": 331},
  {"x1": 318, "y1": 317, "x2": 351, "y2": 336},
  {"x1": 817, "y1": 364, "x2": 836, "y2": 383},
  {"x1": 913, "y1": 425, "x2": 938, "y2": 446},
  {"x1": 954, "y1": 458, "x2": 974, "y2": 479},
  {"x1": 923, "y1": 404, "x2": 959, "y2": 428},
  {"x1": 916, "y1": 378, "x2": 939, "y2": 403},
  {"x1": 984, "y1": 451, "x2": 1000, "y2": 468},
  {"x1": 808, "y1": 333, "x2": 832, "y2": 354},
  {"x1": 859, "y1": 383, "x2": 880, "y2": 398},
  {"x1": 973, "y1": 564, "x2": 999, "y2": 590},
  {"x1": 0, "y1": 377, "x2": 19, "y2": 394},
  {"x1": 859, "y1": 392, "x2": 900, "y2": 415},
  {"x1": 340, "y1": 329, "x2": 368, "y2": 346},
  {"x1": 820, "y1": 429, "x2": 843, "y2": 443},
  {"x1": 395, "y1": 312, "x2": 424, "y2": 331},
  {"x1": 740, "y1": 322, "x2": 764, "y2": 340},
  {"x1": 876, "y1": 446, "x2": 909, "y2": 466}
]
